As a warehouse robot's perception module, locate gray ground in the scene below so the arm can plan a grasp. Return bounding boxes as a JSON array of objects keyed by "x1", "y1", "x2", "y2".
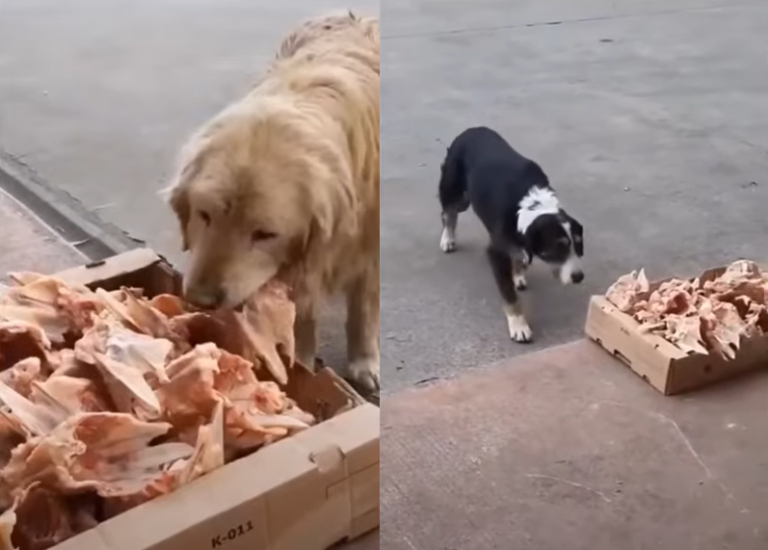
[
  {"x1": 380, "y1": 0, "x2": 768, "y2": 391},
  {"x1": 381, "y1": 342, "x2": 768, "y2": 550},
  {"x1": 0, "y1": 190, "x2": 85, "y2": 277},
  {"x1": 2, "y1": 0, "x2": 768, "y2": 394}
]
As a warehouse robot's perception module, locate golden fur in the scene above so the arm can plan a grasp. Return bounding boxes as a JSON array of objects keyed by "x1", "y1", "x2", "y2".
[{"x1": 165, "y1": 12, "x2": 380, "y2": 391}]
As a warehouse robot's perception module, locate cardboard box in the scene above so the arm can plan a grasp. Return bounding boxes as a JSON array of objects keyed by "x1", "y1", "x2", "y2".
[
  {"x1": 12, "y1": 248, "x2": 380, "y2": 550},
  {"x1": 585, "y1": 265, "x2": 768, "y2": 395}
]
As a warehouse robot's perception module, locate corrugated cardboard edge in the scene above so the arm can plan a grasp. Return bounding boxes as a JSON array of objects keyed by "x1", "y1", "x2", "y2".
[
  {"x1": 44, "y1": 248, "x2": 380, "y2": 550},
  {"x1": 53, "y1": 404, "x2": 379, "y2": 550},
  {"x1": 585, "y1": 295, "x2": 680, "y2": 393},
  {"x1": 55, "y1": 247, "x2": 167, "y2": 286},
  {"x1": 585, "y1": 293, "x2": 768, "y2": 395}
]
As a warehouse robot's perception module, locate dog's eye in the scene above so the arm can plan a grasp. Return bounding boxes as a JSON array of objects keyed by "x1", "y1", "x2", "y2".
[
  {"x1": 199, "y1": 211, "x2": 211, "y2": 225},
  {"x1": 251, "y1": 229, "x2": 277, "y2": 242}
]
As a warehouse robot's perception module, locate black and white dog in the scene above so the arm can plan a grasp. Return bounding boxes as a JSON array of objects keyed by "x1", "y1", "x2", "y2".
[{"x1": 438, "y1": 126, "x2": 584, "y2": 343}]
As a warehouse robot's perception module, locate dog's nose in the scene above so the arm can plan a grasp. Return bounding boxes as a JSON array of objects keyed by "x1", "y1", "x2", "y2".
[
  {"x1": 185, "y1": 287, "x2": 225, "y2": 310},
  {"x1": 571, "y1": 271, "x2": 585, "y2": 284}
]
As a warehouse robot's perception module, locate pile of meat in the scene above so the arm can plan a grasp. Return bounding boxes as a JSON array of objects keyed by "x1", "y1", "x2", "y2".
[
  {"x1": 605, "y1": 259, "x2": 768, "y2": 359},
  {"x1": 0, "y1": 273, "x2": 315, "y2": 550}
]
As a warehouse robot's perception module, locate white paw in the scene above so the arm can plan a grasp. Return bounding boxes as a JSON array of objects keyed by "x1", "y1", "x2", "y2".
[
  {"x1": 506, "y1": 313, "x2": 533, "y2": 343},
  {"x1": 513, "y1": 273, "x2": 527, "y2": 290},
  {"x1": 341, "y1": 357, "x2": 380, "y2": 394},
  {"x1": 440, "y1": 228, "x2": 456, "y2": 253}
]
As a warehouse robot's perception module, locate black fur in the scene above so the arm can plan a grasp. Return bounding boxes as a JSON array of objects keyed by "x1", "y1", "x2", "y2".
[{"x1": 438, "y1": 126, "x2": 585, "y2": 342}]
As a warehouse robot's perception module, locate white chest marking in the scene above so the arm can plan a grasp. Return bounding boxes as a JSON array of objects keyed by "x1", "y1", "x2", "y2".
[{"x1": 517, "y1": 187, "x2": 561, "y2": 234}]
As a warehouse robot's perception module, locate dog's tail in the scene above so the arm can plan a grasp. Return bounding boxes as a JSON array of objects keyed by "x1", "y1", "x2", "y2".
[{"x1": 438, "y1": 147, "x2": 470, "y2": 212}]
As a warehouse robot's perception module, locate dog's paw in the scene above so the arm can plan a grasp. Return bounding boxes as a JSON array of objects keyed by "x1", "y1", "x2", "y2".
[
  {"x1": 439, "y1": 229, "x2": 457, "y2": 253},
  {"x1": 513, "y1": 273, "x2": 528, "y2": 291},
  {"x1": 506, "y1": 313, "x2": 533, "y2": 343},
  {"x1": 340, "y1": 357, "x2": 380, "y2": 394}
]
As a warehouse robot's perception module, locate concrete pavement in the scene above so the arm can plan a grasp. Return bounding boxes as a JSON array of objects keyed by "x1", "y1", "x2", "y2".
[
  {"x1": 381, "y1": 341, "x2": 768, "y2": 549},
  {"x1": 3, "y1": 0, "x2": 768, "y2": 393},
  {"x1": 0, "y1": 189, "x2": 84, "y2": 278},
  {"x1": 380, "y1": 0, "x2": 768, "y2": 391}
]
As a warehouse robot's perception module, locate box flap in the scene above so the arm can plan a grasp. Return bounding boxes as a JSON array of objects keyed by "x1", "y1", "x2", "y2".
[
  {"x1": 55, "y1": 248, "x2": 180, "y2": 296},
  {"x1": 56, "y1": 248, "x2": 161, "y2": 284}
]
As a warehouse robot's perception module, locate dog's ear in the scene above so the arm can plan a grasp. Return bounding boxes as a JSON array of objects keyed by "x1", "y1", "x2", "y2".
[
  {"x1": 565, "y1": 214, "x2": 584, "y2": 256},
  {"x1": 167, "y1": 182, "x2": 191, "y2": 251},
  {"x1": 161, "y1": 155, "x2": 202, "y2": 252},
  {"x1": 161, "y1": 135, "x2": 212, "y2": 252}
]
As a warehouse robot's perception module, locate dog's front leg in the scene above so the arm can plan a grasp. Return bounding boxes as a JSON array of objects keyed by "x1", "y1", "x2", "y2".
[
  {"x1": 439, "y1": 209, "x2": 459, "y2": 253},
  {"x1": 342, "y1": 270, "x2": 380, "y2": 393},
  {"x1": 487, "y1": 245, "x2": 533, "y2": 343},
  {"x1": 294, "y1": 305, "x2": 318, "y2": 371},
  {"x1": 511, "y1": 248, "x2": 529, "y2": 291}
]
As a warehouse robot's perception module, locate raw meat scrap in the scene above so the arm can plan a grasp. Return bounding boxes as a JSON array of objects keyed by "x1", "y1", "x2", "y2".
[
  {"x1": 48, "y1": 349, "x2": 89, "y2": 379},
  {"x1": 0, "y1": 503, "x2": 17, "y2": 550},
  {"x1": 0, "y1": 421, "x2": 23, "y2": 508},
  {"x1": 698, "y1": 300, "x2": 746, "y2": 359},
  {"x1": 169, "y1": 312, "x2": 235, "y2": 354},
  {"x1": 234, "y1": 281, "x2": 296, "y2": 385},
  {"x1": 0, "y1": 271, "x2": 322, "y2": 550},
  {"x1": 605, "y1": 269, "x2": 649, "y2": 313},
  {"x1": 149, "y1": 294, "x2": 187, "y2": 318},
  {"x1": 157, "y1": 344, "x2": 313, "y2": 451},
  {"x1": 0, "y1": 277, "x2": 103, "y2": 343},
  {"x1": 0, "y1": 358, "x2": 43, "y2": 398},
  {"x1": 663, "y1": 315, "x2": 707, "y2": 355},
  {"x1": 1, "y1": 413, "x2": 192, "y2": 498},
  {"x1": 30, "y1": 376, "x2": 110, "y2": 415},
  {"x1": 0, "y1": 382, "x2": 68, "y2": 437},
  {"x1": 2, "y1": 483, "x2": 97, "y2": 550},
  {"x1": 167, "y1": 282, "x2": 298, "y2": 385},
  {"x1": 95, "y1": 288, "x2": 173, "y2": 340},
  {"x1": 0, "y1": 418, "x2": 24, "y2": 465},
  {"x1": 605, "y1": 259, "x2": 768, "y2": 358},
  {"x1": 175, "y1": 400, "x2": 225, "y2": 485},
  {"x1": 95, "y1": 402, "x2": 224, "y2": 519},
  {"x1": 103, "y1": 325, "x2": 173, "y2": 384},
  {"x1": 157, "y1": 343, "x2": 222, "y2": 439},
  {"x1": 216, "y1": 351, "x2": 311, "y2": 451},
  {"x1": 75, "y1": 319, "x2": 163, "y2": 416},
  {"x1": 0, "y1": 322, "x2": 51, "y2": 372}
]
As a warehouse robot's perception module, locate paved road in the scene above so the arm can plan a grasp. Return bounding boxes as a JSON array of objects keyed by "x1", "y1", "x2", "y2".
[
  {"x1": 2, "y1": 0, "x2": 768, "y2": 393},
  {"x1": 382, "y1": 0, "x2": 768, "y2": 390},
  {"x1": 0, "y1": 190, "x2": 85, "y2": 278}
]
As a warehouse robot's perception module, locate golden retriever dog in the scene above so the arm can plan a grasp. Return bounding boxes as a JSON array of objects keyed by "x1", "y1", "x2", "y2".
[{"x1": 164, "y1": 12, "x2": 380, "y2": 392}]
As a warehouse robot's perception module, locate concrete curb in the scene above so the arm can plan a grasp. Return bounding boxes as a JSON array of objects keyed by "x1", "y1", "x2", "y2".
[{"x1": 0, "y1": 150, "x2": 140, "y2": 261}]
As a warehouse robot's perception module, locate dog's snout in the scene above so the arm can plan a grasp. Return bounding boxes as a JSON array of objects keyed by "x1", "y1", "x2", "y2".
[
  {"x1": 571, "y1": 271, "x2": 585, "y2": 284},
  {"x1": 185, "y1": 286, "x2": 225, "y2": 310}
]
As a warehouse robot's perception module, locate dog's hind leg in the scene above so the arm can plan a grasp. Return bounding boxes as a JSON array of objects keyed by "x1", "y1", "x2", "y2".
[
  {"x1": 342, "y1": 267, "x2": 380, "y2": 394},
  {"x1": 438, "y1": 154, "x2": 469, "y2": 253},
  {"x1": 487, "y1": 244, "x2": 533, "y2": 343}
]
